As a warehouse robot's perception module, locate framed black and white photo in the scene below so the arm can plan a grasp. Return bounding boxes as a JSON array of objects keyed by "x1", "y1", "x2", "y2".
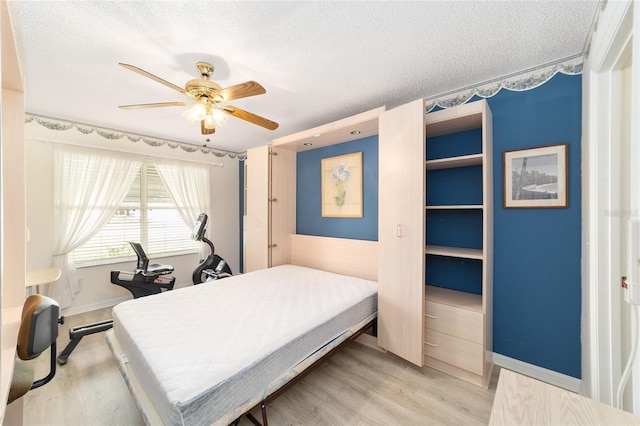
[{"x1": 503, "y1": 144, "x2": 568, "y2": 208}]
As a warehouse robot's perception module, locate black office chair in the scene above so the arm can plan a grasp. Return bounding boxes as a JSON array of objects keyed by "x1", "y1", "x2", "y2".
[{"x1": 8, "y1": 294, "x2": 59, "y2": 404}]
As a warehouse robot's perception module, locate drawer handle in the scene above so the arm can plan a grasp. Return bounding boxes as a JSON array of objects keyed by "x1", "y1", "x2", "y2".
[
  {"x1": 425, "y1": 341, "x2": 437, "y2": 347},
  {"x1": 425, "y1": 314, "x2": 438, "y2": 319}
]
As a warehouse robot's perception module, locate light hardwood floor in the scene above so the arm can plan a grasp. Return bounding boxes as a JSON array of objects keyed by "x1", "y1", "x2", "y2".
[{"x1": 23, "y1": 308, "x2": 498, "y2": 425}]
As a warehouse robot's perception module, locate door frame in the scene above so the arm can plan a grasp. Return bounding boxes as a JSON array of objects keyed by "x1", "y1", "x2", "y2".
[{"x1": 582, "y1": 0, "x2": 636, "y2": 408}]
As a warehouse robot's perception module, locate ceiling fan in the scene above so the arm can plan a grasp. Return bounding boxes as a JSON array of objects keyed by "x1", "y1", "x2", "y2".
[{"x1": 118, "y1": 62, "x2": 279, "y2": 135}]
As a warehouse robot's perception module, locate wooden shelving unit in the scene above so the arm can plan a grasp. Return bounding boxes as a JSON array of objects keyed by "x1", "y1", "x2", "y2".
[
  {"x1": 423, "y1": 99, "x2": 493, "y2": 388},
  {"x1": 377, "y1": 98, "x2": 493, "y2": 388}
]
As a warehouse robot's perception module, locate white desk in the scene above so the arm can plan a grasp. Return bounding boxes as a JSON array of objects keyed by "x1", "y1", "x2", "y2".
[
  {"x1": 25, "y1": 267, "x2": 61, "y2": 293},
  {"x1": 489, "y1": 369, "x2": 640, "y2": 425}
]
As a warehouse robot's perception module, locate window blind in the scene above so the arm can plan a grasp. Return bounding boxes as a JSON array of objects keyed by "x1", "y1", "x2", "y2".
[{"x1": 72, "y1": 164, "x2": 199, "y2": 263}]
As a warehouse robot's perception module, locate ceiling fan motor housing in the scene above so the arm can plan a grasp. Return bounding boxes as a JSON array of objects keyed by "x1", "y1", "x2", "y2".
[{"x1": 185, "y1": 79, "x2": 223, "y2": 102}]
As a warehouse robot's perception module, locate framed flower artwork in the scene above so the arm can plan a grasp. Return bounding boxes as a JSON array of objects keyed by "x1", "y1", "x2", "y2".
[{"x1": 321, "y1": 152, "x2": 363, "y2": 218}]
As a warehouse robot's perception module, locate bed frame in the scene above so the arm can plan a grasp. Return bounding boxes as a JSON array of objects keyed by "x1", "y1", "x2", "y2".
[
  {"x1": 107, "y1": 234, "x2": 378, "y2": 426},
  {"x1": 244, "y1": 318, "x2": 376, "y2": 426},
  {"x1": 245, "y1": 235, "x2": 378, "y2": 425}
]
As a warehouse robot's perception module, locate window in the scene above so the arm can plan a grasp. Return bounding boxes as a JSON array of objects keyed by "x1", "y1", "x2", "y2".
[{"x1": 72, "y1": 164, "x2": 200, "y2": 264}]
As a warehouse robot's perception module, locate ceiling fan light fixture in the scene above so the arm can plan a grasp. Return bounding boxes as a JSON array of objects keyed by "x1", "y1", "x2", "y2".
[
  {"x1": 185, "y1": 101, "x2": 207, "y2": 122},
  {"x1": 204, "y1": 113, "x2": 217, "y2": 130},
  {"x1": 211, "y1": 107, "x2": 228, "y2": 126},
  {"x1": 202, "y1": 106, "x2": 228, "y2": 130}
]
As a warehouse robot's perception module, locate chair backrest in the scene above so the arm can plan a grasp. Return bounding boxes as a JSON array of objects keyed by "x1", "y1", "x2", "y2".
[
  {"x1": 9, "y1": 294, "x2": 60, "y2": 403},
  {"x1": 16, "y1": 294, "x2": 59, "y2": 360}
]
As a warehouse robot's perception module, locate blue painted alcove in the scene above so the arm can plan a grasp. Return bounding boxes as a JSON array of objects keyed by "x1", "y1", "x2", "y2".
[{"x1": 296, "y1": 135, "x2": 378, "y2": 241}]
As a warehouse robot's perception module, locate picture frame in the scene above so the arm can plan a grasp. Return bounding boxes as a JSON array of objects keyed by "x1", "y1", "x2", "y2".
[
  {"x1": 503, "y1": 143, "x2": 568, "y2": 208},
  {"x1": 321, "y1": 152, "x2": 363, "y2": 218}
]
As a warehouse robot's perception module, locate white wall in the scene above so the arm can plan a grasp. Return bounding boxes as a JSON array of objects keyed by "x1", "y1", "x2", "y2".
[{"x1": 25, "y1": 122, "x2": 241, "y2": 316}]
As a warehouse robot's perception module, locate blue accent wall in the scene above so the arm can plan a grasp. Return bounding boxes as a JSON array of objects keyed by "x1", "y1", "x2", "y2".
[
  {"x1": 292, "y1": 73, "x2": 582, "y2": 379},
  {"x1": 296, "y1": 136, "x2": 378, "y2": 240},
  {"x1": 486, "y1": 73, "x2": 582, "y2": 379}
]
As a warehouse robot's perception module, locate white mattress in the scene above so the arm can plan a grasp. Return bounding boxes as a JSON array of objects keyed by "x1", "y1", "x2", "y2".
[{"x1": 110, "y1": 264, "x2": 378, "y2": 426}]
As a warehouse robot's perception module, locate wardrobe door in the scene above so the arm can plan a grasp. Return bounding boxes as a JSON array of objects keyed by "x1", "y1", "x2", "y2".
[
  {"x1": 269, "y1": 147, "x2": 296, "y2": 267},
  {"x1": 244, "y1": 145, "x2": 269, "y2": 272},
  {"x1": 377, "y1": 99, "x2": 425, "y2": 366}
]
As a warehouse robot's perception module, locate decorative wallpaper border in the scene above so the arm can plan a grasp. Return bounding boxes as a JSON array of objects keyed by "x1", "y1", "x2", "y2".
[
  {"x1": 24, "y1": 114, "x2": 247, "y2": 160},
  {"x1": 582, "y1": 0, "x2": 607, "y2": 60},
  {"x1": 424, "y1": 54, "x2": 583, "y2": 113},
  {"x1": 27, "y1": 19, "x2": 597, "y2": 156}
]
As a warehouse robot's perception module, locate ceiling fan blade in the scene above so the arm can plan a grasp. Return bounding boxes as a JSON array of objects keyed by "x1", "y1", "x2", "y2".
[
  {"x1": 216, "y1": 81, "x2": 266, "y2": 102},
  {"x1": 119, "y1": 63, "x2": 186, "y2": 95},
  {"x1": 222, "y1": 106, "x2": 279, "y2": 130},
  {"x1": 119, "y1": 101, "x2": 189, "y2": 109},
  {"x1": 201, "y1": 121, "x2": 215, "y2": 135}
]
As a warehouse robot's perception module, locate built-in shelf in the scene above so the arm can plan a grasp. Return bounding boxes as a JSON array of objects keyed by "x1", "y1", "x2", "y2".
[
  {"x1": 425, "y1": 285, "x2": 482, "y2": 313},
  {"x1": 424, "y1": 99, "x2": 484, "y2": 137},
  {"x1": 425, "y1": 245, "x2": 484, "y2": 260},
  {"x1": 421, "y1": 99, "x2": 492, "y2": 388},
  {"x1": 426, "y1": 153, "x2": 483, "y2": 170},
  {"x1": 426, "y1": 205, "x2": 483, "y2": 210}
]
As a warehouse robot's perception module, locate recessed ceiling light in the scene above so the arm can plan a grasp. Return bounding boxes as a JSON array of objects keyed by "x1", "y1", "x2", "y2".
[
  {"x1": 350, "y1": 130, "x2": 361, "y2": 135},
  {"x1": 303, "y1": 142, "x2": 313, "y2": 146}
]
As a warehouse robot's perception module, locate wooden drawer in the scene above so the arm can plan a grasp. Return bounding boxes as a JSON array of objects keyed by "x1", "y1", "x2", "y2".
[
  {"x1": 424, "y1": 329, "x2": 483, "y2": 375},
  {"x1": 424, "y1": 300, "x2": 482, "y2": 344}
]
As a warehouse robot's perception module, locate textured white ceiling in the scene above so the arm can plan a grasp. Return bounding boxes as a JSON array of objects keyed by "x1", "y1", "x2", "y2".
[{"x1": 8, "y1": 1, "x2": 598, "y2": 153}]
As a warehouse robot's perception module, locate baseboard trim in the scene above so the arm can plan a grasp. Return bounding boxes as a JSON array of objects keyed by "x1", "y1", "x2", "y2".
[
  {"x1": 61, "y1": 296, "x2": 130, "y2": 317},
  {"x1": 492, "y1": 352, "x2": 582, "y2": 393}
]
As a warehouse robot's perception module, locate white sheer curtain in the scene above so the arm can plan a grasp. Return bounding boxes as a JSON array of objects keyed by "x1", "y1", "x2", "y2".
[
  {"x1": 51, "y1": 145, "x2": 142, "y2": 308},
  {"x1": 155, "y1": 160, "x2": 211, "y2": 257}
]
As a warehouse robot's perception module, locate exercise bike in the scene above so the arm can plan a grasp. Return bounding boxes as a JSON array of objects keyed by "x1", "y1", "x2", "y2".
[
  {"x1": 57, "y1": 242, "x2": 175, "y2": 365},
  {"x1": 191, "y1": 213, "x2": 232, "y2": 284},
  {"x1": 58, "y1": 215, "x2": 229, "y2": 365}
]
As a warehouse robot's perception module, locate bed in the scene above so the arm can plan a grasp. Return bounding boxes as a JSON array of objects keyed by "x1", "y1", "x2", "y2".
[{"x1": 106, "y1": 235, "x2": 378, "y2": 426}]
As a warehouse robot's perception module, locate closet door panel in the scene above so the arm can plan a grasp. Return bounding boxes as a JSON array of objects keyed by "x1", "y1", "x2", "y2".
[
  {"x1": 245, "y1": 145, "x2": 269, "y2": 272},
  {"x1": 377, "y1": 98, "x2": 425, "y2": 366},
  {"x1": 270, "y1": 147, "x2": 296, "y2": 267}
]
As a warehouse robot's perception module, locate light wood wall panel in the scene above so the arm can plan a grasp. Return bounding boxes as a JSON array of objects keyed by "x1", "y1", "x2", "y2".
[{"x1": 290, "y1": 234, "x2": 377, "y2": 281}]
